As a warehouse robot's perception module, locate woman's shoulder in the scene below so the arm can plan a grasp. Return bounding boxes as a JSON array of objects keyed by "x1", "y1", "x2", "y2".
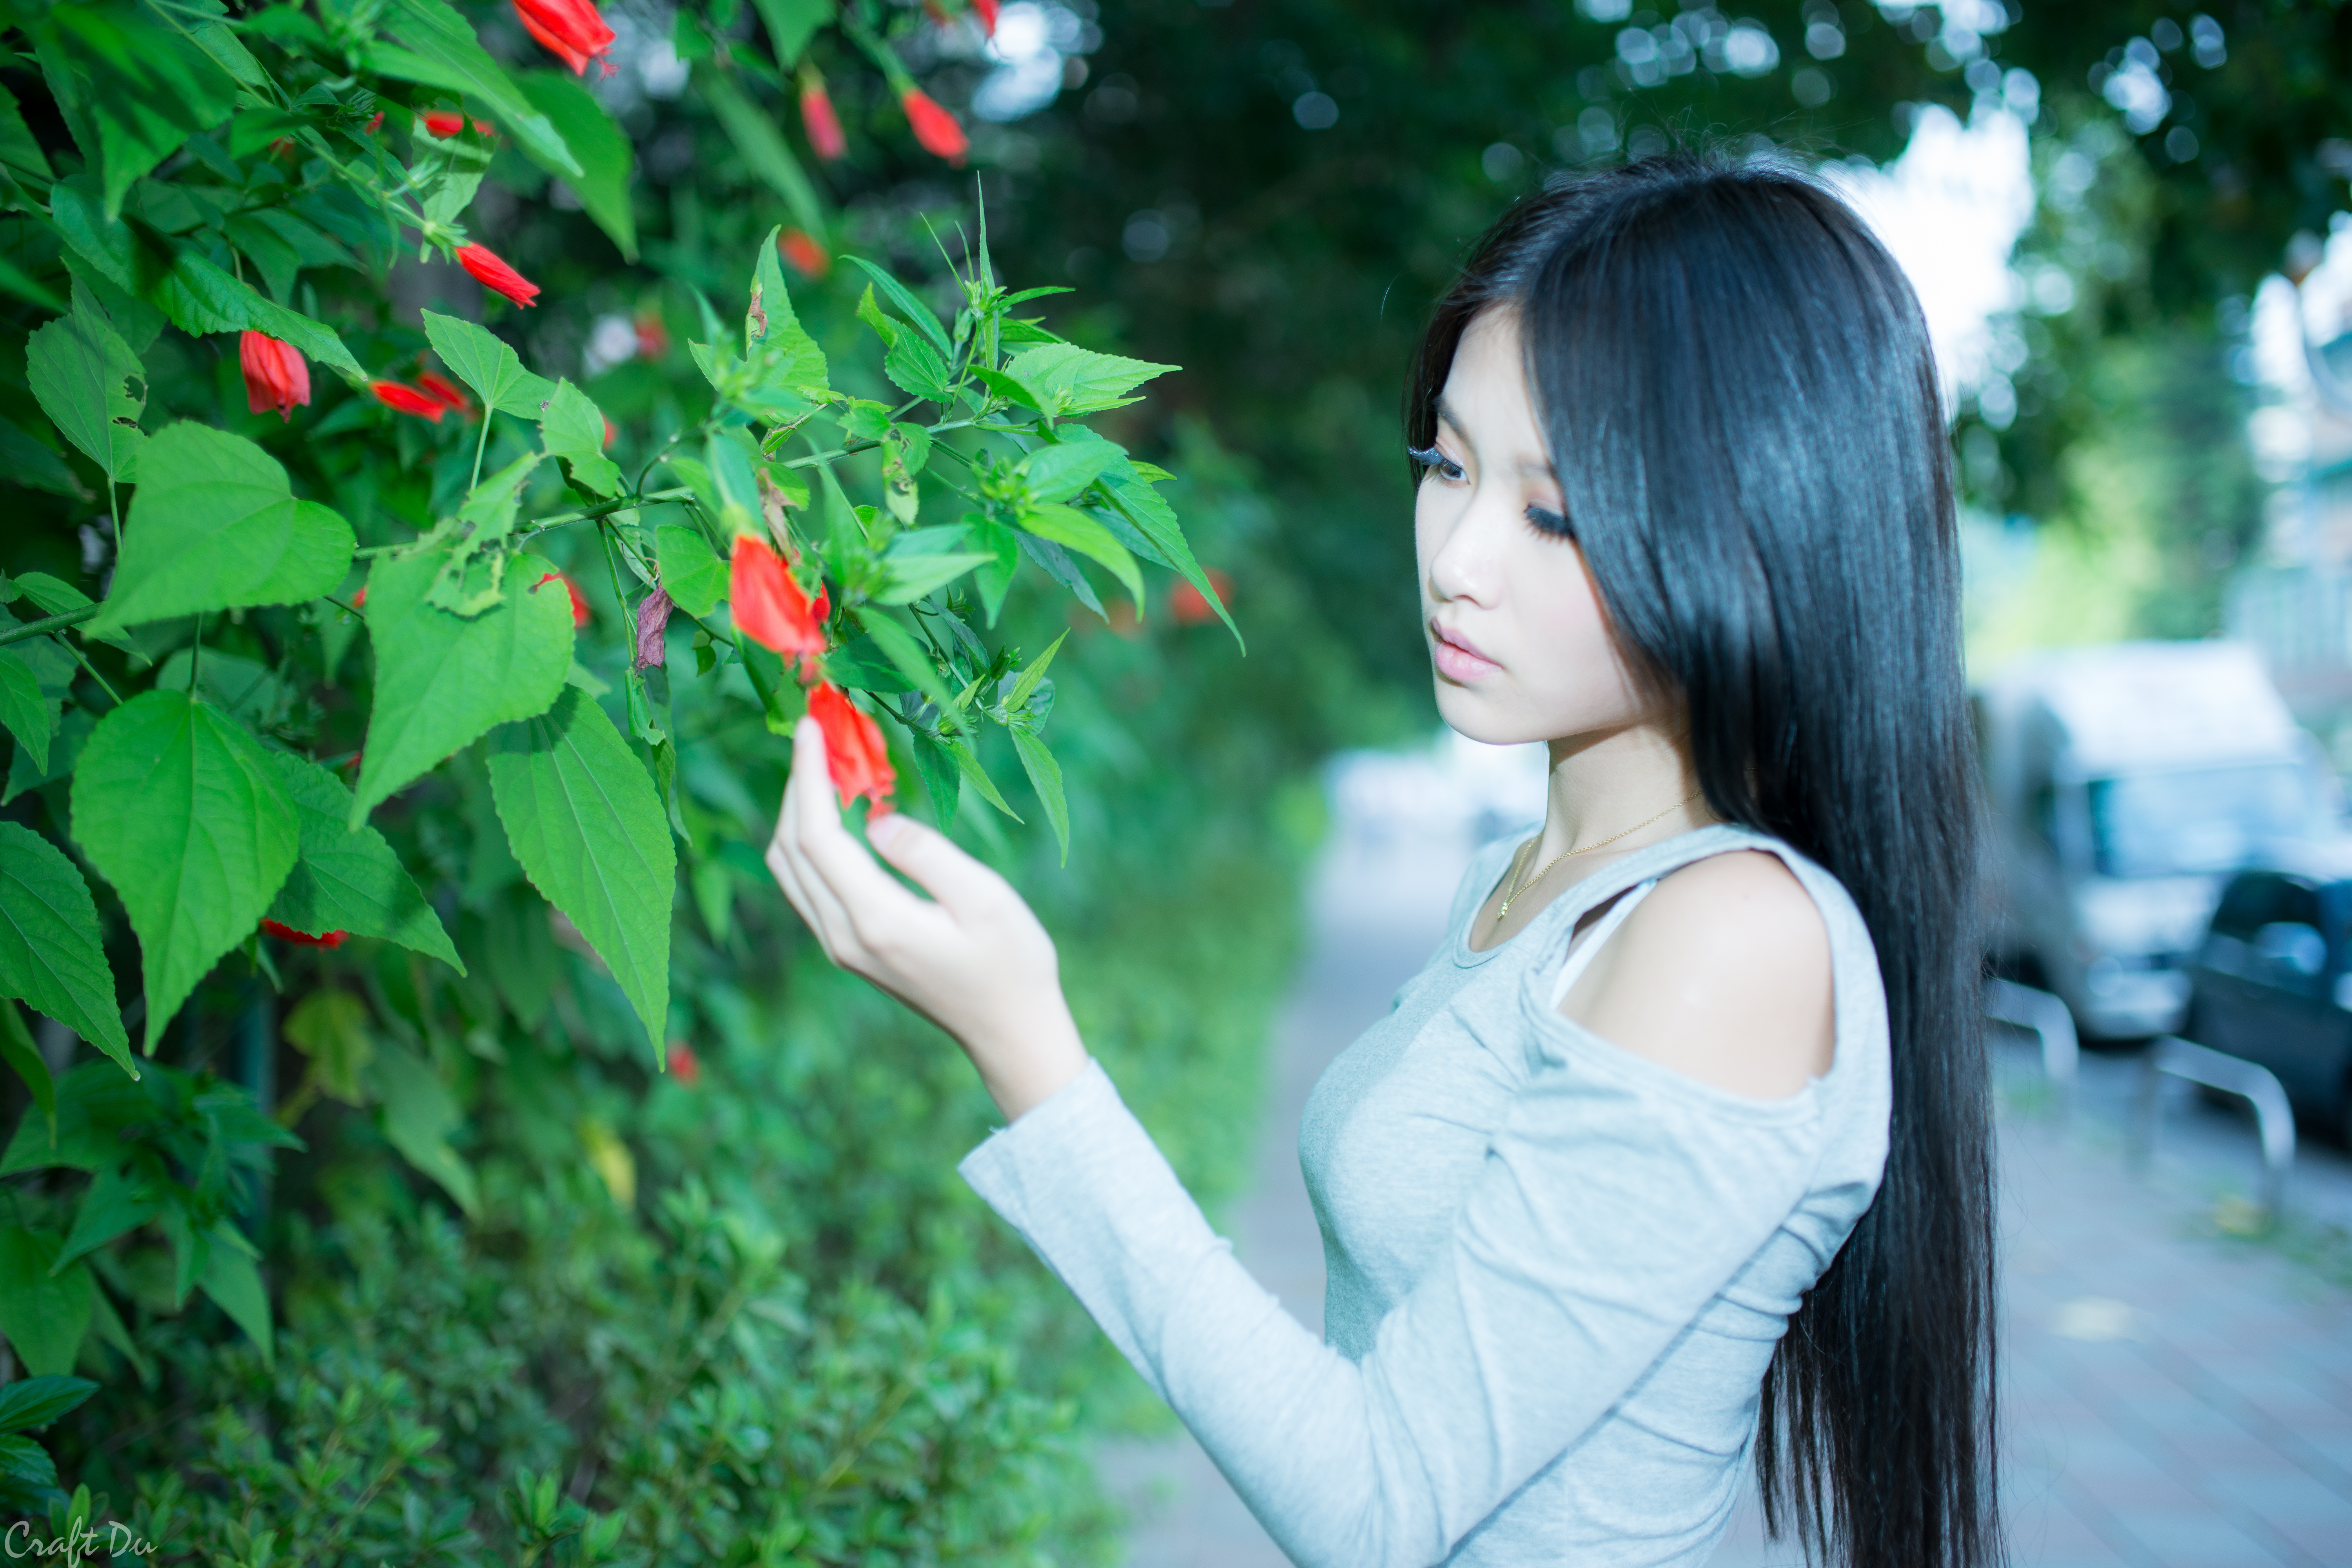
[{"x1": 1560, "y1": 846, "x2": 1837, "y2": 1102}]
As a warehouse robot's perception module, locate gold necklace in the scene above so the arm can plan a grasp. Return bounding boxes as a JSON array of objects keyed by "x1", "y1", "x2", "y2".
[{"x1": 1493, "y1": 790, "x2": 1704, "y2": 925}]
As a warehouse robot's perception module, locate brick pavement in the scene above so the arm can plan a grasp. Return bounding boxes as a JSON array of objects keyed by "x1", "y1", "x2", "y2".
[{"x1": 1096, "y1": 804, "x2": 2352, "y2": 1568}]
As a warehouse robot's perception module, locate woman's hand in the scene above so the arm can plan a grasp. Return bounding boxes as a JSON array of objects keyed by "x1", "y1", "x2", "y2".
[{"x1": 765, "y1": 717, "x2": 1090, "y2": 1120}]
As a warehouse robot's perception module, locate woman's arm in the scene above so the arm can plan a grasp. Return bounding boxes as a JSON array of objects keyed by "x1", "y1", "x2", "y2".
[{"x1": 767, "y1": 726, "x2": 1834, "y2": 1566}]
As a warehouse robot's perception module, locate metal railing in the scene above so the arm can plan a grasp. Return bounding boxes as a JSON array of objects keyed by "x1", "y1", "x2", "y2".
[
  {"x1": 1984, "y1": 978, "x2": 2079, "y2": 1119},
  {"x1": 2131, "y1": 1036, "x2": 2297, "y2": 1221}
]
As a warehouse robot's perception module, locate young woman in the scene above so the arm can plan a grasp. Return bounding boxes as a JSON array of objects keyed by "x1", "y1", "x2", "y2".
[{"x1": 765, "y1": 152, "x2": 1999, "y2": 1568}]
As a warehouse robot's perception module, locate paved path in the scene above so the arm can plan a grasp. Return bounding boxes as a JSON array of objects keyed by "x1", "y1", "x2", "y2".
[{"x1": 1096, "y1": 750, "x2": 2352, "y2": 1568}]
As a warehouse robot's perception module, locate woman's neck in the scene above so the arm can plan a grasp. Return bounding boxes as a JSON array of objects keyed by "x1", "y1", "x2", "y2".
[{"x1": 1535, "y1": 719, "x2": 1713, "y2": 861}]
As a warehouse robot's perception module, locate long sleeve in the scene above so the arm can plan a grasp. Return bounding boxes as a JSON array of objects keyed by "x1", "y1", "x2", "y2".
[{"x1": 958, "y1": 1040, "x2": 1832, "y2": 1568}]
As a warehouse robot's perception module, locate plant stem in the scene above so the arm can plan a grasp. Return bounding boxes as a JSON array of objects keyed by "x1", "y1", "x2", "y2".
[
  {"x1": 65, "y1": 644, "x2": 122, "y2": 707},
  {"x1": 189, "y1": 613, "x2": 203, "y2": 695},
  {"x1": 106, "y1": 477, "x2": 121, "y2": 555},
  {"x1": 0, "y1": 606, "x2": 97, "y2": 647},
  {"x1": 470, "y1": 410, "x2": 494, "y2": 491},
  {"x1": 348, "y1": 489, "x2": 691, "y2": 559}
]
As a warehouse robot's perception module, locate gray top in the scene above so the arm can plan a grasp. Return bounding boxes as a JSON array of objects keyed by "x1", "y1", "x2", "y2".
[{"x1": 960, "y1": 825, "x2": 1891, "y2": 1567}]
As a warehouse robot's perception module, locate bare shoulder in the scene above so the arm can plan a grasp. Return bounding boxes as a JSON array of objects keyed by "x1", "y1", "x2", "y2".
[{"x1": 1558, "y1": 850, "x2": 1836, "y2": 1100}]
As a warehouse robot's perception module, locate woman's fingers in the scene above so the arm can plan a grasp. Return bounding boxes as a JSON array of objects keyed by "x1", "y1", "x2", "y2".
[
  {"x1": 865, "y1": 812, "x2": 1011, "y2": 923},
  {"x1": 782, "y1": 719, "x2": 936, "y2": 959}
]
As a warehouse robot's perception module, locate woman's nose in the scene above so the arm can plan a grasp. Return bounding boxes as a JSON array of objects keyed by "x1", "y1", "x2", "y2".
[{"x1": 1425, "y1": 492, "x2": 1509, "y2": 607}]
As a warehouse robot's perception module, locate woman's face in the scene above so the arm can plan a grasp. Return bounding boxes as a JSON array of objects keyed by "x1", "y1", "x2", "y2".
[{"x1": 1415, "y1": 308, "x2": 1653, "y2": 747}]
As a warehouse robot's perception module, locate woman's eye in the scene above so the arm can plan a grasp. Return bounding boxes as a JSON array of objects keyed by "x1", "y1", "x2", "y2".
[
  {"x1": 1407, "y1": 445, "x2": 1466, "y2": 482},
  {"x1": 1525, "y1": 505, "x2": 1575, "y2": 540}
]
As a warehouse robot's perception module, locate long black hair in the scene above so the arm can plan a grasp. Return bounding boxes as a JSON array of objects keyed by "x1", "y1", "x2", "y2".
[{"x1": 1409, "y1": 152, "x2": 1998, "y2": 1568}]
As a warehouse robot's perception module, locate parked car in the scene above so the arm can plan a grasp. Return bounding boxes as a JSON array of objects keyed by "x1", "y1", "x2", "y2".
[
  {"x1": 2187, "y1": 851, "x2": 2352, "y2": 1146},
  {"x1": 1977, "y1": 641, "x2": 2339, "y2": 1039}
]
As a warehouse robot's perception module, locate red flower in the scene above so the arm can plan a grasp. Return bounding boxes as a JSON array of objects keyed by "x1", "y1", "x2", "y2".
[
  {"x1": 371, "y1": 380, "x2": 447, "y2": 421},
  {"x1": 635, "y1": 587, "x2": 673, "y2": 670},
  {"x1": 635, "y1": 310, "x2": 670, "y2": 359},
  {"x1": 364, "y1": 111, "x2": 384, "y2": 135},
  {"x1": 729, "y1": 534, "x2": 828, "y2": 660},
  {"x1": 667, "y1": 1042, "x2": 700, "y2": 1085},
  {"x1": 261, "y1": 918, "x2": 348, "y2": 948},
  {"x1": 352, "y1": 587, "x2": 367, "y2": 609},
  {"x1": 973, "y1": 0, "x2": 999, "y2": 36},
  {"x1": 779, "y1": 229, "x2": 829, "y2": 279},
  {"x1": 421, "y1": 110, "x2": 466, "y2": 138},
  {"x1": 536, "y1": 572, "x2": 592, "y2": 628},
  {"x1": 808, "y1": 681, "x2": 895, "y2": 811},
  {"x1": 602, "y1": 415, "x2": 616, "y2": 448},
  {"x1": 416, "y1": 370, "x2": 474, "y2": 417},
  {"x1": 800, "y1": 70, "x2": 846, "y2": 161},
  {"x1": 512, "y1": 0, "x2": 614, "y2": 74},
  {"x1": 1171, "y1": 567, "x2": 1234, "y2": 626},
  {"x1": 268, "y1": 136, "x2": 296, "y2": 160},
  {"x1": 457, "y1": 243, "x2": 540, "y2": 308},
  {"x1": 900, "y1": 89, "x2": 967, "y2": 164},
  {"x1": 240, "y1": 332, "x2": 310, "y2": 422}
]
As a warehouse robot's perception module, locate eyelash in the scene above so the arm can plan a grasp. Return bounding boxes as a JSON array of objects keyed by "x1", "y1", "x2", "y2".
[{"x1": 1408, "y1": 445, "x2": 1576, "y2": 541}]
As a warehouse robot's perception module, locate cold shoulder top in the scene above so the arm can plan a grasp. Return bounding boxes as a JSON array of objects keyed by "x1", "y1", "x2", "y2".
[{"x1": 958, "y1": 824, "x2": 1892, "y2": 1566}]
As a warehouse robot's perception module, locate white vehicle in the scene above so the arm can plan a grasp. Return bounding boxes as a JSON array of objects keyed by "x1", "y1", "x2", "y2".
[{"x1": 1976, "y1": 642, "x2": 2340, "y2": 1039}]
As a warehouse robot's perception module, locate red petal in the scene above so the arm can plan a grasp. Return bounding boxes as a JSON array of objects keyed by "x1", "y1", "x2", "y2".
[
  {"x1": 808, "y1": 682, "x2": 896, "y2": 809},
  {"x1": 457, "y1": 243, "x2": 541, "y2": 308},
  {"x1": 728, "y1": 535, "x2": 828, "y2": 656}
]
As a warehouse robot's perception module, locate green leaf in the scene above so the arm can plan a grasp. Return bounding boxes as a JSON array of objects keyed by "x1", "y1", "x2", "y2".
[
  {"x1": 1005, "y1": 629, "x2": 1067, "y2": 712},
  {"x1": 854, "y1": 612, "x2": 956, "y2": 715},
  {"x1": 25, "y1": 296, "x2": 142, "y2": 485},
  {"x1": 0, "y1": 83, "x2": 53, "y2": 184},
  {"x1": 0, "y1": 417, "x2": 88, "y2": 501},
  {"x1": 655, "y1": 524, "x2": 726, "y2": 619},
  {"x1": 488, "y1": 688, "x2": 675, "y2": 1054},
  {"x1": 53, "y1": 1163, "x2": 159, "y2": 1271},
  {"x1": 70, "y1": 690, "x2": 298, "y2": 1054},
  {"x1": 353, "y1": 548, "x2": 575, "y2": 823},
  {"x1": 11, "y1": 573, "x2": 138, "y2": 658},
  {"x1": 265, "y1": 755, "x2": 464, "y2": 972},
  {"x1": 283, "y1": 989, "x2": 372, "y2": 1105},
  {"x1": 1005, "y1": 344, "x2": 1178, "y2": 416},
  {"x1": 872, "y1": 540, "x2": 993, "y2": 606},
  {"x1": 742, "y1": 226, "x2": 829, "y2": 406},
  {"x1": 146, "y1": 247, "x2": 365, "y2": 382},
  {"x1": 197, "y1": 1229, "x2": 271, "y2": 1365},
  {"x1": 37, "y1": 0, "x2": 241, "y2": 218},
  {"x1": 0, "y1": 1229, "x2": 92, "y2": 1376},
  {"x1": 372, "y1": 0, "x2": 583, "y2": 180},
  {"x1": 1019, "y1": 502, "x2": 1143, "y2": 610},
  {"x1": 0, "y1": 1062, "x2": 147, "y2": 1176},
  {"x1": 908, "y1": 733, "x2": 958, "y2": 830},
  {"x1": 422, "y1": 311, "x2": 556, "y2": 419},
  {"x1": 700, "y1": 74, "x2": 823, "y2": 238},
  {"x1": 539, "y1": 380, "x2": 621, "y2": 498},
  {"x1": 0, "y1": 1002, "x2": 54, "y2": 1152},
  {"x1": 1099, "y1": 465, "x2": 1240, "y2": 646},
  {"x1": 0, "y1": 1375, "x2": 96, "y2": 1436},
  {"x1": 942, "y1": 736, "x2": 1019, "y2": 821},
  {"x1": 842, "y1": 257, "x2": 951, "y2": 356},
  {"x1": 518, "y1": 72, "x2": 636, "y2": 260},
  {"x1": 0, "y1": 650, "x2": 55, "y2": 774},
  {"x1": 751, "y1": 0, "x2": 834, "y2": 67},
  {"x1": 2, "y1": 710, "x2": 93, "y2": 808},
  {"x1": 0, "y1": 823, "x2": 132, "y2": 1077},
  {"x1": 1022, "y1": 439, "x2": 1123, "y2": 503},
  {"x1": 1009, "y1": 729, "x2": 1069, "y2": 864},
  {"x1": 0, "y1": 1432, "x2": 58, "y2": 1512},
  {"x1": 369, "y1": 1039, "x2": 478, "y2": 1215},
  {"x1": 89, "y1": 423, "x2": 355, "y2": 635}
]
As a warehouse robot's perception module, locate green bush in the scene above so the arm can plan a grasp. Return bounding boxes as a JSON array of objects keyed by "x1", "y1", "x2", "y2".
[{"x1": 0, "y1": 0, "x2": 1367, "y2": 1556}]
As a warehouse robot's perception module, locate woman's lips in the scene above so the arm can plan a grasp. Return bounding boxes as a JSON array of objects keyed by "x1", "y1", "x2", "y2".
[{"x1": 1429, "y1": 620, "x2": 1501, "y2": 682}]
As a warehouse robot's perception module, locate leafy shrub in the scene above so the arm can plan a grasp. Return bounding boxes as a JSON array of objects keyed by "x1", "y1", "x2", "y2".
[{"x1": 0, "y1": 0, "x2": 1354, "y2": 1557}]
